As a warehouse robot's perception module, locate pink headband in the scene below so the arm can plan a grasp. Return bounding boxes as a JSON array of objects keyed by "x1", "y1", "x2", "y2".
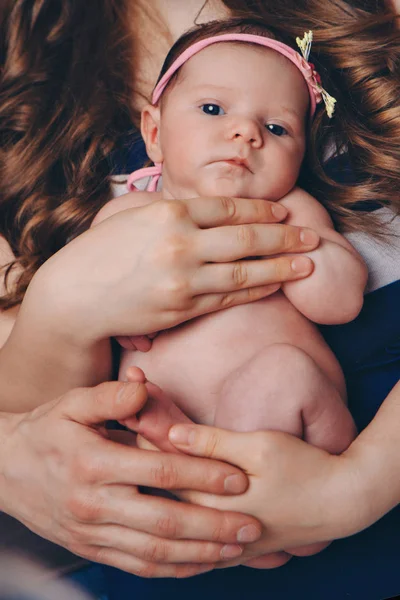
[{"x1": 152, "y1": 32, "x2": 336, "y2": 118}]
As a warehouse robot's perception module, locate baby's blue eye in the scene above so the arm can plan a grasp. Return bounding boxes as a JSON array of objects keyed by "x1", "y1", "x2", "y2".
[
  {"x1": 266, "y1": 124, "x2": 287, "y2": 136},
  {"x1": 201, "y1": 103, "x2": 225, "y2": 116}
]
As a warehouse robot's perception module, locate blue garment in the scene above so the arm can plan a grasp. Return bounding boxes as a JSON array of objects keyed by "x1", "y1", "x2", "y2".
[{"x1": 104, "y1": 148, "x2": 400, "y2": 600}]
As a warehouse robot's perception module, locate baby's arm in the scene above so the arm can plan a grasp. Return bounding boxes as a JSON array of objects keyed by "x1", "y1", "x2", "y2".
[{"x1": 279, "y1": 188, "x2": 368, "y2": 324}]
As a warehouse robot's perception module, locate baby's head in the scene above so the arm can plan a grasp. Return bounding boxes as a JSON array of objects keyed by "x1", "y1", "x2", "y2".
[{"x1": 140, "y1": 19, "x2": 324, "y2": 201}]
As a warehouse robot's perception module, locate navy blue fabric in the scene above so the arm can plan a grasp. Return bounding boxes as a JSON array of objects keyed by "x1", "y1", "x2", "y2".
[
  {"x1": 109, "y1": 131, "x2": 147, "y2": 176},
  {"x1": 103, "y1": 147, "x2": 400, "y2": 600},
  {"x1": 105, "y1": 505, "x2": 400, "y2": 600}
]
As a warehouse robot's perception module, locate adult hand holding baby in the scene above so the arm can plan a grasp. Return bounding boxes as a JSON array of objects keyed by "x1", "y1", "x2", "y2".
[
  {"x1": 0, "y1": 378, "x2": 265, "y2": 578},
  {"x1": 0, "y1": 193, "x2": 318, "y2": 410},
  {"x1": 162, "y1": 422, "x2": 392, "y2": 569},
  {"x1": 84, "y1": 193, "x2": 319, "y2": 339}
]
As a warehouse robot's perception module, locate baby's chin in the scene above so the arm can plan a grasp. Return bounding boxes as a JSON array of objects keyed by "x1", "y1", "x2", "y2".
[{"x1": 195, "y1": 178, "x2": 261, "y2": 200}]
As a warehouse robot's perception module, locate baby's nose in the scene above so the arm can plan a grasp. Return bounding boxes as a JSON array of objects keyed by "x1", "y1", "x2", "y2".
[{"x1": 228, "y1": 117, "x2": 263, "y2": 148}]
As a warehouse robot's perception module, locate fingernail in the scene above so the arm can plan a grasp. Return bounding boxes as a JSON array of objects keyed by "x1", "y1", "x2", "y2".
[
  {"x1": 237, "y1": 524, "x2": 262, "y2": 543},
  {"x1": 291, "y1": 256, "x2": 312, "y2": 274},
  {"x1": 168, "y1": 425, "x2": 195, "y2": 446},
  {"x1": 221, "y1": 544, "x2": 243, "y2": 560},
  {"x1": 271, "y1": 204, "x2": 287, "y2": 220},
  {"x1": 300, "y1": 228, "x2": 319, "y2": 246},
  {"x1": 224, "y1": 474, "x2": 246, "y2": 493}
]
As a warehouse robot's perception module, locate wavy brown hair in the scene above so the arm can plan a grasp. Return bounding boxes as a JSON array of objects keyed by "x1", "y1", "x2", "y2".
[
  {"x1": 1, "y1": 1, "x2": 399, "y2": 308},
  {"x1": 223, "y1": 0, "x2": 400, "y2": 234},
  {"x1": 0, "y1": 0, "x2": 135, "y2": 308}
]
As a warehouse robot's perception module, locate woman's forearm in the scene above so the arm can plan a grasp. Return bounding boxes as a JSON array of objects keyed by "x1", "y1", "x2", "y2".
[
  {"x1": 0, "y1": 272, "x2": 112, "y2": 412},
  {"x1": 343, "y1": 379, "x2": 400, "y2": 525}
]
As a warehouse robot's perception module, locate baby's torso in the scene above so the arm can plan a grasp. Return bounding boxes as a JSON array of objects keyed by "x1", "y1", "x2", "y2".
[
  {"x1": 112, "y1": 181, "x2": 344, "y2": 424},
  {"x1": 119, "y1": 291, "x2": 343, "y2": 424}
]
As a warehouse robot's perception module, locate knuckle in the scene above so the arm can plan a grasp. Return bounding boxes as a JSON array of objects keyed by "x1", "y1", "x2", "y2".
[
  {"x1": 219, "y1": 293, "x2": 236, "y2": 309},
  {"x1": 253, "y1": 431, "x2": 277, "y2": 464},
  {"x1": 72, "y1": 450, "x2": 104, "y2": 484},
  {"x1": 142, "y1": 539, "x2": 169, "y2": 563},
  {"x1": 237, "y1": 224, "x2": 257, "y2": 252},
  {"x1": 273, "y1": 257, "x2": 292, "y2": 282},
  {"x1": 151, "y1": 460, "x2": 180, "y2": 489},
  {"x1": 282, "y1": 225, "x2": 297, "y2": 251},
  {"x1": 88, "y1": 546, "x2": 111, "y2": 565},
  {"x1": 163, "y1": 235, "x2": 189, "y2": 265},
  {"x1": 257, "y1": 199, "x2": 274, "y2": 222},
  {"x1": 155, "y1": 513, "x2": 180, "y2": 539},
  {"x1": 65, "y1": 490, "x2": 104, "y2": 523},
  {"x1": 203, "y1": 431, "x2": 219, "y2": 459},
  {"x1": 134, "y1": 561, "x2": 158, "y2": 579},
  {"x1": 232, "y1": 262, "x2": 248, "y2": 288},
  {"x1": 158, "y1": 199, "x2": 188, "y2": 222},
  {"x1": 162, "y1": 275, "x2": 191, "y2": 303},
  {"x1": 211, "y1": 524, "x2": 226, "y2": 543},
  {"x1": 218, "y1": 196, "x2": 237, "y2": 220},
  {"x1": 246, "y1": 286, "x2": 265, "y2": 302}
]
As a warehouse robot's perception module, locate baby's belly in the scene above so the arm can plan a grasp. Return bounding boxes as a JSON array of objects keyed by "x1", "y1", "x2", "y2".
[{"x1": 119, "y1": 292, "x2": 343, "y2": 424}]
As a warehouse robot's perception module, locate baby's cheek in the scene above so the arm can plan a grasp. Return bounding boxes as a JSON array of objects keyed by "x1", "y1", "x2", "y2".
[{"x1": 269, "y1": 151, "x2": 302, "y2": 199}]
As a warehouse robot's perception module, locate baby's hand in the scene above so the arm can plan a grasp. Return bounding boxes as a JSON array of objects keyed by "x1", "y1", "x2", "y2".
[{"x1": 116, "y1": 332, "x2": 159, "y2": 352}]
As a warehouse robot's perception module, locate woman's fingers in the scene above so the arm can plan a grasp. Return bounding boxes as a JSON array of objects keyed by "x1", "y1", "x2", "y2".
[
  {"x1": 60, "y1": 380, "x2": 149, "y2": 426},
  {"x1": 168, "y1": 424, "x2": 252, "y2": 468},
  {"x1": 105, "y1": 491, "x2": 261, "y2": 545},
  {"x1": 241, "y1": 552, "x2": 292, "y2": 569},
  {"x1": 81, "y1": 546, "x2": 214, "y2": 579},
  {"x1": 185, "y1": 196, "x2": 287, "y2": 227},
  {"x1": 91, "y1": 441, "x2": 248, "y2": 494},
  {"x1": 197, "y1": 223, "x2": 319, "y2": 262},
  {"x1": 191, "y1": 255, "x2": 313, "y2": 294},
  {"x1": 82, "y1": 523, "x2": 244, "y2": 564},
  {"x1": 181, "y1": 285, "x2": 281, "y2": 322}
]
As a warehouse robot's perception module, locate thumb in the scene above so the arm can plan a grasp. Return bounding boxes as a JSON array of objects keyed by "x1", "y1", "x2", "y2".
[
  {"x1": 168, "y1": 424, "x2": 253, "y2": 470},
  {"x1": 125, "y1": 381, "x2": 193, "y2": 453},
  {"x1": 60, "y1": 380, "x2": 149, "y2": 425}
]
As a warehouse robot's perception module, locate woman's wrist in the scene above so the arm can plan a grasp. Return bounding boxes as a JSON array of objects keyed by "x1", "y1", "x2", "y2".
[
  {"x1": 25, "y1": 260, "x2": 105, "y2": 348},
  {"x1": 343, "y1": 432, "x2": 400, "y2": 526},
  {"x1": 326, "y1": 434, "x2": 399, "y2": 541},
  {"x1": 0, "y1": 411, "x2": 22, "y2": 514},
  {"x1": 0, "y1": 268, "x2": 112, "y2": 411}
]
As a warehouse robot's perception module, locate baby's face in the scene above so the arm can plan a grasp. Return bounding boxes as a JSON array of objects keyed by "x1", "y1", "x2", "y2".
[{"x1": 157, "y1": 42, "x2": 309, "y2": 201}]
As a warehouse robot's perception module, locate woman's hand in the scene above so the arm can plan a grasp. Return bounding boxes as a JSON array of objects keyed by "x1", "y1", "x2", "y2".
[
  {"x1": 0, "y1": 380, "x2": 264, "y2": 579},
  {"x1": 164, "y1": 424, "x2": 379, "y2": 567},
  {"x1": 0, "y1": 194, "x2": 319, "y2": 409},
  {"x1": 34, "y1": 194, "x2": 319, "y2": 344}
]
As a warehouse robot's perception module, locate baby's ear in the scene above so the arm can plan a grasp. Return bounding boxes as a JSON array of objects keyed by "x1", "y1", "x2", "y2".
[{"x1": 141, "y1": 104, "x2": 163, "y2": 163}]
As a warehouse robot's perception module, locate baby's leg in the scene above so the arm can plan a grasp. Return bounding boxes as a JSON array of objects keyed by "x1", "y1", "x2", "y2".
[
  {"x1": 214, "y1": 343, "x2": 357, "y2": 559},
  {"x1": 214, "y1": 342, "x2": 356, "y2": 453}
]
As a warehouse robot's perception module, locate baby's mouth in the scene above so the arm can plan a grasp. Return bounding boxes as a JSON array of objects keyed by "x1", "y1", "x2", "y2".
[{"x1": 216, "y1": 157, "x2": 253, "y2": 173}]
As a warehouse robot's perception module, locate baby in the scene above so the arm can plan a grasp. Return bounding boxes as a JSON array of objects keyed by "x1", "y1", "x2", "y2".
[{"x1": 95, "y1": 20, "x2": 366, "y2": 456}]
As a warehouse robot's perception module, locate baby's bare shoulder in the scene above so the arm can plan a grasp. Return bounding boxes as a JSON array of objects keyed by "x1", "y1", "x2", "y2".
[{"x1": 92, "y1": 191, "x2": 161, "y2": 227}]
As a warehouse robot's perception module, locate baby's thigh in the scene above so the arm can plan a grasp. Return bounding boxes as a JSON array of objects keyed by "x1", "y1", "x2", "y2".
[{"x1": 214, "y1": 343, "x2": 355, "y2": 453}]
